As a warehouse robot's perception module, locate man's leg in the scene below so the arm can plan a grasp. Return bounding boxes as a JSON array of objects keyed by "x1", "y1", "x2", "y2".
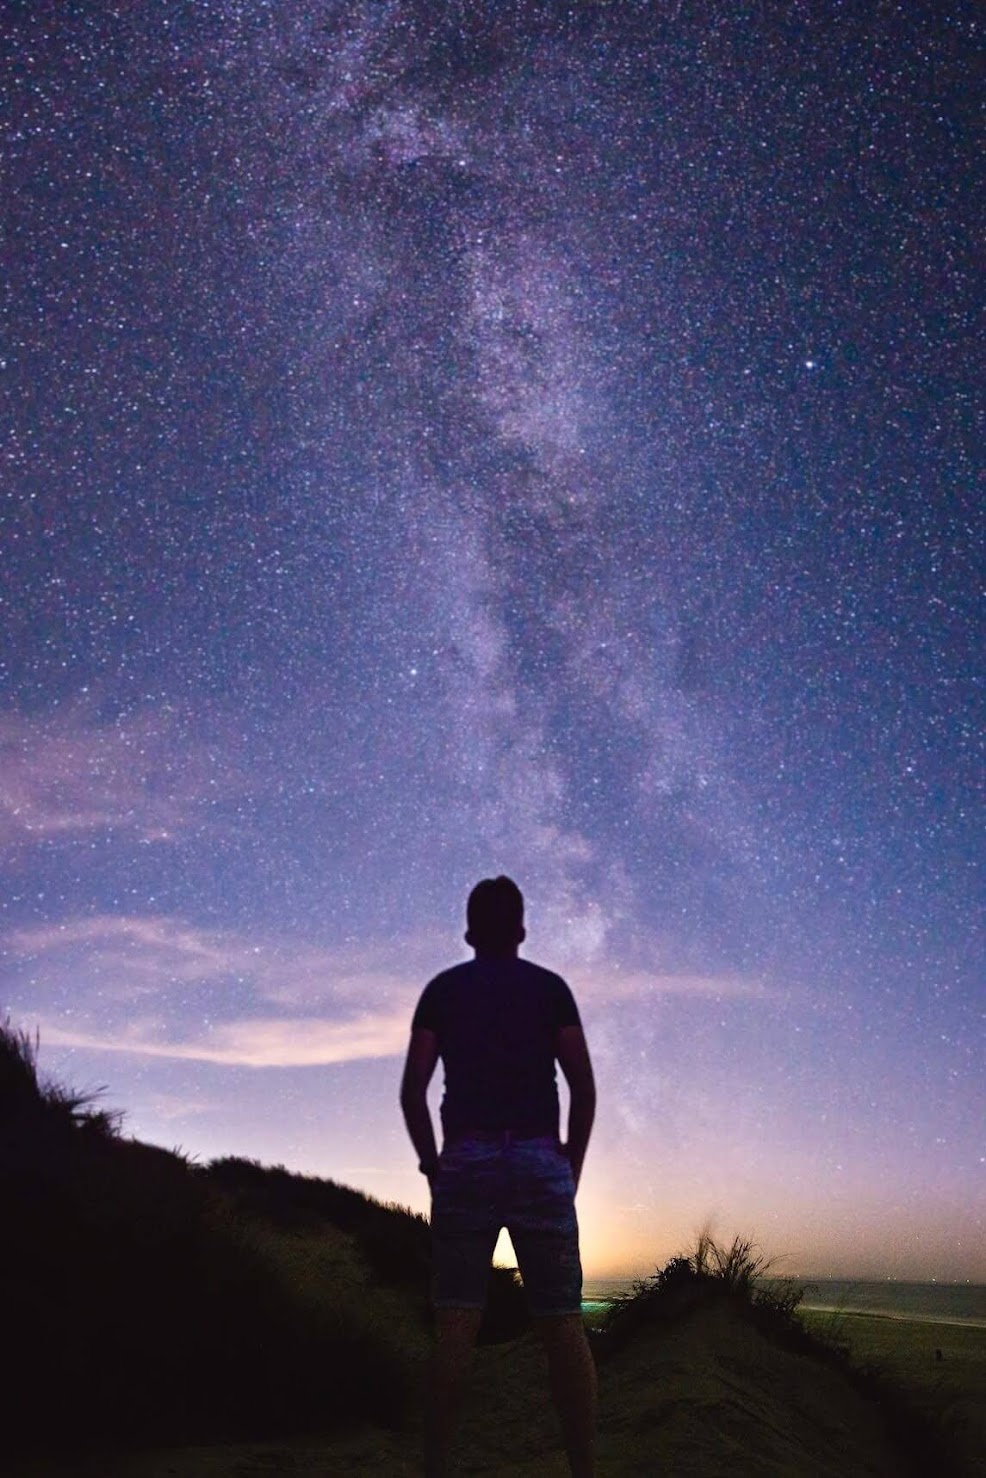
[
  {"x1": 425, "y1": 1305, "x2": 484, "y2": 1478},
  {"x1": 535, "y1": 1313, "x2": 597, "y2": 1478},
  {"x1": 508, "y1": 1138, "x2": 594, "y2": 1476}
]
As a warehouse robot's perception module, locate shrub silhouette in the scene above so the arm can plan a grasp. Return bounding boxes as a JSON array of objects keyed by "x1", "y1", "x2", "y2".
[
  {"x1": 206, "y1": 1155, "x2": 432, "y2": 1286},
  {"x1": 206, "y1": 1155, "x2": 530, "y2": 1345},
  {"x1": 477, "y1": 1265, "x2": 530, "y2": 1344},
  {"x1": 588, "y1": 1231, "x2": 959, "y2": 1478},
  {"x1": 590, "y1": 1233, "x2": 811, "y2": 1360},
  {"x1": 0, "y1": 1018, "x2": 533, "y2": 1462},
  {"x1": 0, "y1": 1022, "x2": 412, "y2": 1456}
]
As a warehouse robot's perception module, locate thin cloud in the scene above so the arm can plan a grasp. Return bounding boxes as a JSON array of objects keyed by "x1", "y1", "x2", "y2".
[
  {"x1": 37, "y1": 1009, "x2": 411, "y2": 1068},
  {"x1": 7, "y1": 913, "x2": 437, "y2": 1010},
  {"x1": 11, "y1": 916, "x2": 239, "y2": 985},
  {"x1": 5, "y1": 913, "x2": 431, "y2": 1068},
  {"x1": 7, "y1": 910, "x2": 773, "y2": 1076},
  {"x1": 137, "y1": 1091, "x2": 220, "y2": 1123},
  {"x1": 8, "y1": 912, "x2": 773, "y2": 1017},
  {"x1": 0, "y1": 704, "x2": 242, "y2": 851}
]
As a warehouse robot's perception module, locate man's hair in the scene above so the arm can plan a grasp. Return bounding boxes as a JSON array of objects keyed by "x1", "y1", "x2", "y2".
[{"x1": 466, "y1": 875, "x2": 525, "y2": 952}]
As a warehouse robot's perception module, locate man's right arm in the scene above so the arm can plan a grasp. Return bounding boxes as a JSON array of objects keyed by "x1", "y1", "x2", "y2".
[{"x1": 556, "y1": 1023, "x2": 596, "y2": 1192}]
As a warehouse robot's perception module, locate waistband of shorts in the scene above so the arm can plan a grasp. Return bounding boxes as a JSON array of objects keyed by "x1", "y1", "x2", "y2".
[{"x1": 442, "y1": 1127, "x2": 558, "y2": 1148}]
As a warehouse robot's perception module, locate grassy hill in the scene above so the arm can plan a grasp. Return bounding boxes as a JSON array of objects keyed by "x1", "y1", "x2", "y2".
[
  {"x1": 0, "y1": 1020, "x2": 522, "y2": 1466},
  {"x1": 19, "y1": 1277, "x2": 974, "y2": 1478},
  {"x1": 2, "y1": 1020, "x2": 976, "y2": 1475}
]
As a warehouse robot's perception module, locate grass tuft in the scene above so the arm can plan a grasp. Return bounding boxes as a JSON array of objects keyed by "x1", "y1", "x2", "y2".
[
  {"x1": 591, "y1": 1230, "x2": 812, "y2": 1361},
  {"x1": 0, "y1": 1015, "x2": 121, "y2": 1134},
  {"x1": 588, "y1": 1230, "x2": 962, "y2": 1478}
]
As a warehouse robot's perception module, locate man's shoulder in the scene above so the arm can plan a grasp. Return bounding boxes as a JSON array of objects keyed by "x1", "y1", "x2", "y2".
[
  {"x1": 412, "y1": 961, "x2": 472, "y2": 1030},
  {"x1": 516, "y1": 958, "x2": 581, "y2": 1025},
  {"x1": 421, "y1": 957, "x2": 573, "y2": 995},
  {"x1": 516, "y1": 957, "x2": 571, "y2": 990},
  {"x1": 422, "y1": 959, "x2": 474, "y2": 993}
]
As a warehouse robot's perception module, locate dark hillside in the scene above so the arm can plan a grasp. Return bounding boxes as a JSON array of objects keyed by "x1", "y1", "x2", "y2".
[
  {"x1": 203, "y1": 1154, "x2": 529, "y2": 1343},
  {"x1": 0, "y1": 1024, "x2": 418, "y2": 1461},
  {"x1": 583, "y1": 1241, "x2": 962, "y2": 1478},
  {"x1": 41, "y1": 1275, "x2": 970, "y2": 1477}
]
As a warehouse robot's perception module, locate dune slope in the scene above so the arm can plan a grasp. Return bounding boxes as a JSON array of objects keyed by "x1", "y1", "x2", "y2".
[{"x1": 26, "y1": 1292, "x2": 959, "y2": 1477}]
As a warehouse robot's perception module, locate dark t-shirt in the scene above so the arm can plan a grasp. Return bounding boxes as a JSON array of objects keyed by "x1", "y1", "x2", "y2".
[{"x1": 411, "y1": 955, "x2": 582, "y2": 1140}]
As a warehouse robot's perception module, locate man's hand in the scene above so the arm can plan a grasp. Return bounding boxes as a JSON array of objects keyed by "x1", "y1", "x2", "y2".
[{"x1": 561, "y1": 1142, "x2": 583, "y2": 1192}]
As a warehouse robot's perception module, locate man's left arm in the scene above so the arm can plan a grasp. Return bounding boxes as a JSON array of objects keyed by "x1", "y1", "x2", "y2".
[{"x1": 400, "y1": 1027, "x2": 441, "y2": 1181}]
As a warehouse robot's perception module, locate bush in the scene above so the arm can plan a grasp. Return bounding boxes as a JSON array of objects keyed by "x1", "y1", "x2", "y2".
[
  {"x1": 0, "y1": 1022, "x2": 413, "y2": 1457},
  {"x1": 206, "y1": 1157, "x2": 531, "y2": 1346},
  {"x1": 590, "y1": 1232, "x2": 809, "y2": 1360}
]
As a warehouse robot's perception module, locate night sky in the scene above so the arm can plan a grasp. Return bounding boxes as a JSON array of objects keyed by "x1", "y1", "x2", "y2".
[{"x1": 3, "y1": 2, "x2": 982, "y2": 1280}]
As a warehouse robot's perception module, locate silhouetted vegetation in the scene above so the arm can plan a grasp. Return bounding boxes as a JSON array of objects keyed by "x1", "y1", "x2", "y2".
[
  {"x1": 204, "y1": 1154, "x2": 529, "y2": 1344},
  {"x1": 0, "y1": 1019, "x2": 532, "y2": 1465},
  {"x1": 589, "y1": 1230, "x2": 961, "y2": 1478},
  {"x1": 588, "y1": 1231, "x2": 810, "y2": 1361},
  {"x1": 206, "y1": 1154, "x2": 432, "y2": 1284},
  {"x1": 0, "y1": 1022, "x2": 412, "y2": 1459}
]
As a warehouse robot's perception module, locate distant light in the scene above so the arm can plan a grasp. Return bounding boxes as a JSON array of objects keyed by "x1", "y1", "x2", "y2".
[{"x1": 805, "y1": 358, "x2": 817, "y2": 370}]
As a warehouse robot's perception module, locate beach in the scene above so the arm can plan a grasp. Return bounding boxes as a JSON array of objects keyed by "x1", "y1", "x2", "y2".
[
  {"x1": 799, "y1": 1308, "x2": 986, "y2": 1478},
  {"x1": 582, "y1": 1277, "x2": 986, "y2": 1327}
]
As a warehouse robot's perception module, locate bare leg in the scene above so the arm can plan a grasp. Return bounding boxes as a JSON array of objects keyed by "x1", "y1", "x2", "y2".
[
  {"x1": 535, "y1": 1313, "x2": 597, "y2": 1478},
  {"x1": 425, "y1": 1306, "x2": 483, "y2": 1477}
]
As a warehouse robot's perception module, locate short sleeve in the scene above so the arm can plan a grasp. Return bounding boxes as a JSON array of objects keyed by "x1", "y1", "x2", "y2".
[
  {"x1": 411, "y1": 975, "x2": 442, "y2": 1032},
  {"x1": 553, "y1": 973, "x2": 582, "y2": 1029}
]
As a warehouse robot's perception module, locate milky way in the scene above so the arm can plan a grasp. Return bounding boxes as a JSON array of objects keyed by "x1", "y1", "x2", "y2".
[{"x1": 3, "y1": 2, "x2": 982, "y2": 1277}]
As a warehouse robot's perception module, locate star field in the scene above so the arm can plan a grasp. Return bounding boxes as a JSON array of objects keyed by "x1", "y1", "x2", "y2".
[{"x1": 2, "y1": 1, "x2": 982, "y2": 1278}]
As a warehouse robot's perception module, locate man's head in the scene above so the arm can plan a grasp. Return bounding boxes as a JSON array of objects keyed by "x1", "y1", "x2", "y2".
[{"x1": 465, "y1": 875, "x2": 526, "y2": 957}]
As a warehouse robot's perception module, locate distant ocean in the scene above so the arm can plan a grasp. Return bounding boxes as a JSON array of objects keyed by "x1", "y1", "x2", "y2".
[{"x1": 580, "y1": 1278, "x2": 986, "y2": 1328}]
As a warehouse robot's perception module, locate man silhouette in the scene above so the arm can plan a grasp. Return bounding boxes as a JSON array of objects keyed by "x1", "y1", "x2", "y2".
[{"x1": 400, "y1": 876, "x2": 597, "y2": 1477}]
